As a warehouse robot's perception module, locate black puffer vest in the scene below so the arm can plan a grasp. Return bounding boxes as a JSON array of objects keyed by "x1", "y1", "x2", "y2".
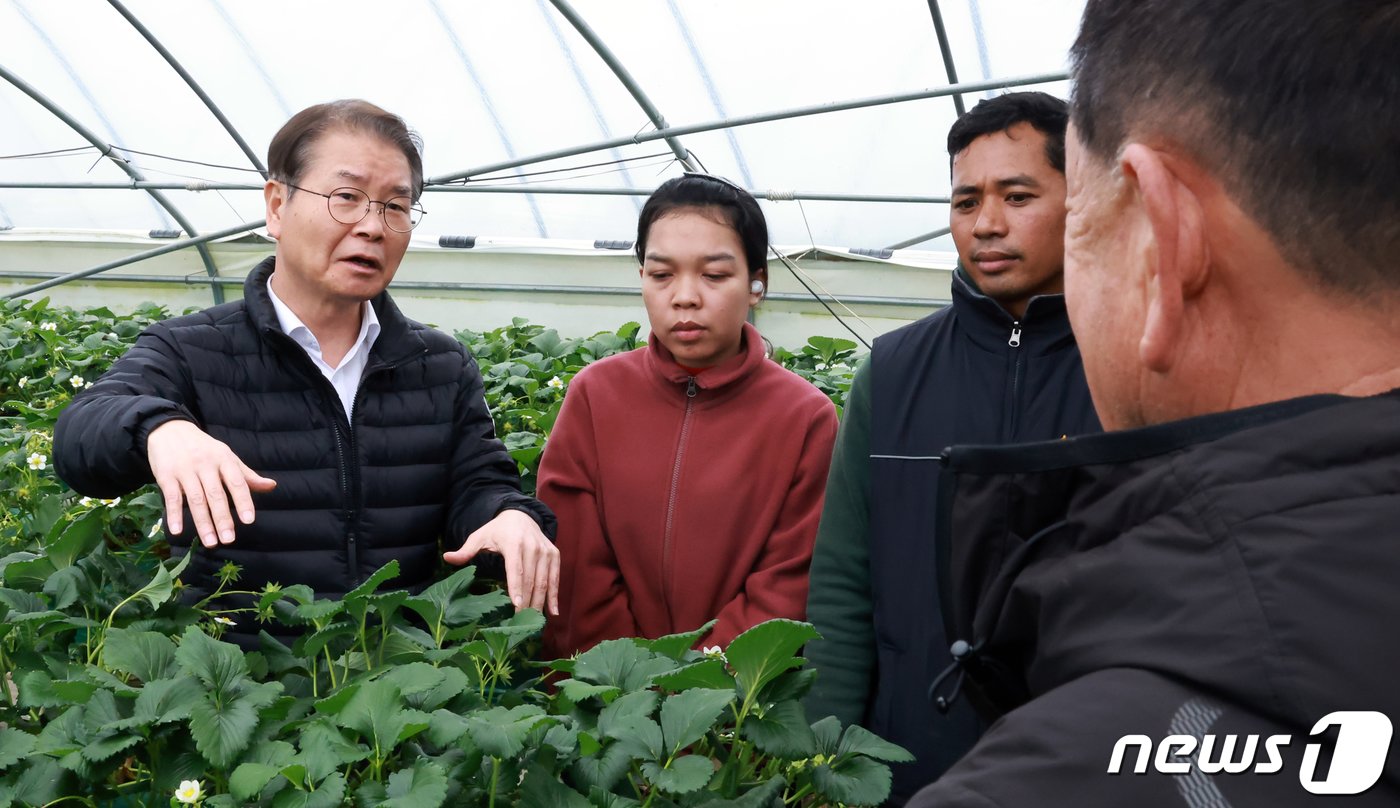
[
  {"x1": 57, "y1": 258, "x2": 553, "y2": 629},
  {"x1": 867, "y1": 270, "x2": 1099, "y2": 800}
]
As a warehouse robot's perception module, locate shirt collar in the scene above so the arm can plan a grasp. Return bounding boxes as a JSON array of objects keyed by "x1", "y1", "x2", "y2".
[{"x1": 266, "y1": 274, "x2": 380, "y2": 356}]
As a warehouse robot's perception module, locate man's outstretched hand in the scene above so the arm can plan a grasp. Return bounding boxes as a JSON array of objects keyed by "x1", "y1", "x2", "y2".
[
  {"x1": 443, "y1": 508, "x2": 559, "y2": 615},
  {"x1": 146, "y1": 420, "x2": 277, "y2": 548}
]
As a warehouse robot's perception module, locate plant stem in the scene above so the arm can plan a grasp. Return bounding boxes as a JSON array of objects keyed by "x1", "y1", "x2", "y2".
[
  {"x1": 487, "y1": 756, "x2": 500, "y2": 808},
  {"x1": 629, "y1": 764, "x2": 647, "y2": 801},
  {"x1": 38, "y1": 797, "x2": 97, "y2": 807},
  {"x1": 324, "y1": 646, "x2": 339, "y2": 690},
  {"x1": 728, "y1": 692, "x2": 758, "y2": 777},
  {"x1": 784, "y1": 783, "x2": 814, "y2": 805},
  {"x1": 359, "y1": 613, "x2": 372, "y2": 672}
]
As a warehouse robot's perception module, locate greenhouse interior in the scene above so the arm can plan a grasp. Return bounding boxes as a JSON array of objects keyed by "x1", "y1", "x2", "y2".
[
  {"x1": 0, "y1": 3, "x2": 1083, "y2": 803},
  {"x1": 0, "y1": 0, "x2": 1081, "y2": 347},
  {"x1": 15, "y1": 1, "x2": 1384, "y2": 806}
]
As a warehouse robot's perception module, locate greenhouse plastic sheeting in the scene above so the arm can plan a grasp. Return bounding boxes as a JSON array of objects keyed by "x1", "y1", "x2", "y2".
[{"x1": 0, "y1": 0, "x2": 1083, "y2": 252}]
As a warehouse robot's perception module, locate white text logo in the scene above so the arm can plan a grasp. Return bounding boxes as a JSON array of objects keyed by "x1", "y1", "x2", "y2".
[{"x1": 1108, "y1": 711, "x2": 1392, "y2": 795}]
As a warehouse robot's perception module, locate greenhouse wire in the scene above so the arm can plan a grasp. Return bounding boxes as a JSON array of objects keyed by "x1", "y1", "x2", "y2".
[
  {"x1": 0, "y1": 144, "x2": 668, "y2": 180},
  {"x1": 461, "y1": 150, "x2": 673, "y2": 183},
  {"x1": 427, "y1": 71, "x2": 1069, "y2": 185},
  {"x1": 1, "y1": 71, "x2": 1059, "y2": 323},
  {"x1": 0, "y1": 146, "x2": 94, "y2": 160},
  {"x1": 111, "y1": 145, "x2": 269, "y2": 174},
  {"x1": 546, "y1": 0, "x2": 698, "y2": 171},
  {"x1": 793, "y1": 198, "x2": 881, "y2": 339},
  {"x1": 0, "y1": 269, "x2": 947, "y2": 310},
  {"x1": 106, "y1": 0, "x2": 268, "y2": 178},
  {"x1": 0, "y1": 61, "x2": 227, "y2": 303},
  {"x1": 771, "y1": 250, "x2": 872, "y2": 349},
  {"x1": 11, "y1": 0, "x2": 172, "y2": 230},
  {"x1": 0, "y1": 180, "x2": 951, "y2": 205}
]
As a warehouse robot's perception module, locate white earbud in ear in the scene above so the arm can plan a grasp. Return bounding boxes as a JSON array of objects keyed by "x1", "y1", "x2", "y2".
[{"x1": 751, "y1": 279, "x2": 765, "y2": 295}]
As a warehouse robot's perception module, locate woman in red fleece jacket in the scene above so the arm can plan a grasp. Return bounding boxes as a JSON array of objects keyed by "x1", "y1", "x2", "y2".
[{"x1": 539, "y1": 174, "x2": 838, "y2": 658}]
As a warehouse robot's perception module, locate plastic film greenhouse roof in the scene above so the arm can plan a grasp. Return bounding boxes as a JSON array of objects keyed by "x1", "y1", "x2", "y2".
[{"x1": 0, "y1": 0, "x2": 1085, "y2": 253}]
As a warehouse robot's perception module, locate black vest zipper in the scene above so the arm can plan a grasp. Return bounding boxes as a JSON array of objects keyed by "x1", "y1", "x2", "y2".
[
  {"x1": 338, "y1": 352, "x2": 420, "y2": 585},
  {"x1": 1005, "y1": 320, "x2": 1026, "y2": 439},
  {"x1": 266, "y1": 327, "x2": 416, "y2": 588}
]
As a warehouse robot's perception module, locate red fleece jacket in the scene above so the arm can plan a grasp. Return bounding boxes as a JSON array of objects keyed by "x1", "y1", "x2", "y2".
[{"x1": 539, "y1": 323, "x2": 837, "y2": 657}]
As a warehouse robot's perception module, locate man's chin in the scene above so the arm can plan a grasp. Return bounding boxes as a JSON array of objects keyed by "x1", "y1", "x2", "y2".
[{"x1": 336, "y1": 271, "x2": 395, "y2": 298}]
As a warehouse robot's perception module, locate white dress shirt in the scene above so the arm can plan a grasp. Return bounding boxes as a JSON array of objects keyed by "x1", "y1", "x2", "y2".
[{"x1": 267, "y1": 277, "x2": 381, "y2": 419}]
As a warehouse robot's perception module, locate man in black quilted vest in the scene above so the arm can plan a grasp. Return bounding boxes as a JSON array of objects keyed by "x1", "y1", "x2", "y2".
[
  {"x1": 55, "y1": 100, "x2": 558, "y2": 642},
  {"x1": 803, "y1": 92, "x2": 1100, "y2": 803}
]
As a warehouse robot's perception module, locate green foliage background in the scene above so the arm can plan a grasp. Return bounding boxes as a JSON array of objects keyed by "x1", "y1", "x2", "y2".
[{"x1": 0, "y1": 298, "x2": 893, "y2": 807}]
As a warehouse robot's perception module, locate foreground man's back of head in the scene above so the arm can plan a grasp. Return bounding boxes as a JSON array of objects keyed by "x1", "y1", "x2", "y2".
[
  {"x1": 910, "y1": 2, "x2": 1400, "y2": 806},
  {"x1": 1065, "y1": 0, "x2": 1400, "y2": 429}
]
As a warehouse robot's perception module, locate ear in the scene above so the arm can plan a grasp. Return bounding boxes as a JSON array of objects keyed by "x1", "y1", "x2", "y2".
[
  {"x1": 749, "y1": 266, "x2": 768, "y2": 307},
  {"x1": 264, "y1": 180, "x2": 286, "y2": 240},
  {"x1": 1121, "y1": 144, "x2": 1208, "y2": 373}
]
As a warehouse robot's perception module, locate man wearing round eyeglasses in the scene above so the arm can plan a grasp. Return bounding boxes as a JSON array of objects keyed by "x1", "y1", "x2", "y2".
[{"x1": 57, "y1": 100, "x2": 559, "y2": 646}]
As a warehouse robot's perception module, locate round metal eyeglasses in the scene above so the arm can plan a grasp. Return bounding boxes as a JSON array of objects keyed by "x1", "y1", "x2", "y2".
[{"x1": 283, "y1": 182, "x2": 425, "y2": 233}]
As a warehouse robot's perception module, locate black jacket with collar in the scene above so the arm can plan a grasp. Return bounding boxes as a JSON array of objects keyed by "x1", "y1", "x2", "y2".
[
  {"x1": 912, "y1": 391, "x2": 1400, "y2": 807},
  {"x1": 865, "y1": 270, "x2": 1100, "y2": 801},
  {"x1": 56, "y1": 257, "x2": 554, "y2": 620}
]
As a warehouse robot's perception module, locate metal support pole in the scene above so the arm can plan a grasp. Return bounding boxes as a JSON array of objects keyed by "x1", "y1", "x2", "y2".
[
  {"x1": 106, "y1": 0, "x2": 268, "y2": 178},
  {"x1": 0, "y1": 180, "x2": 949, "y2": 205},
  {"x1": 886, "y1": 226, "x2": 953, "y2": 251},
  {"x1": 1, "y1": 220, "x2": 262, "y2": 300},
  {"x1": 926, "y1": 0, "x2": 966, "y2": 117},
  {"x1": 429, "y1": 71, "x2": 1068, "y2": 185},
  {"x1": 547, "y1": 0, "x2": 696, "y2": 171},
  {"x1": 0, "y1": 270, "x2": 946, "y2": 310},
  {"x1": 0, "y1": 62, "x2": 228, "y2": 303}
]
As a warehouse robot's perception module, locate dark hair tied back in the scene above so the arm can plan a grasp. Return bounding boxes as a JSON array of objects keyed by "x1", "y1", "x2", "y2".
[{"x1": 635, "y1": 174, "x2": 769, "y2": 277}]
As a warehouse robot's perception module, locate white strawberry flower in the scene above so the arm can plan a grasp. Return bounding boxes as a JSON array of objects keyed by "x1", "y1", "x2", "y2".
[
  {"x1": 26, "y1": 453, "x2": 46, "y2": 471},
  {"x1": 174, "y1": 779, "x2": 202, "y2": 804},
  {"x1": 547, "y1": 375, "x2": 564, "y2": 390}
]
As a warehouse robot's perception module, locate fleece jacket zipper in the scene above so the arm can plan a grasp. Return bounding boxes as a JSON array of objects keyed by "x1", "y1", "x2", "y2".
[{"x1": 661, "y1": 376, "x2": 699, "y2": 627}]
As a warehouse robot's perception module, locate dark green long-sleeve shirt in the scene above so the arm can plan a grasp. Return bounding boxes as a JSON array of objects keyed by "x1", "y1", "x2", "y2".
[{"x1": 803, "y1": 357, "x2": 875, "y2": 726}]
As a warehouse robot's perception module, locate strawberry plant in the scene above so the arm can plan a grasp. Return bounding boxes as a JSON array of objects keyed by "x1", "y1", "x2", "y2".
[{"x1": 0, "y1": 297, "x2": 885, "y2": 805}]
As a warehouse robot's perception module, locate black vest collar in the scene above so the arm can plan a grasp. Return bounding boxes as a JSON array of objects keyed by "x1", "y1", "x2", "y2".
[{"x1": 952, "y1": 267, "x2": 1076, "y2": 354}]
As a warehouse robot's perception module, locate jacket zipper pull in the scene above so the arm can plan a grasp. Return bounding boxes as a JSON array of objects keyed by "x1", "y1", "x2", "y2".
[
  {"x1": 1008, "y1": 322, "x2": 1022, "y2": 348},
  {"x1": 686, "y1": 377, "x2": 698, "y2": 398}
]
